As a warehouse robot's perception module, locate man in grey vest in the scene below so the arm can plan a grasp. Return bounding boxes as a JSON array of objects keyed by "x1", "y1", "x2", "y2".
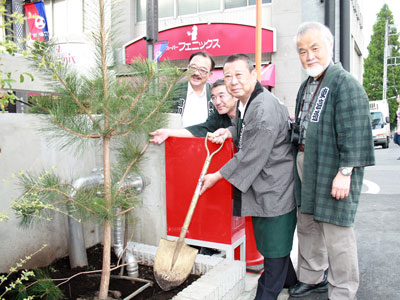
[{"x1": 200, "y1": 54, "x2": 297, "y2": 300}]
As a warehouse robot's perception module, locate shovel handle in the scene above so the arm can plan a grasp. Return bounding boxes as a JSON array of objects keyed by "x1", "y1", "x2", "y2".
[{"x1": 177, "y1": 133, "x2": 225, "y2": 242}]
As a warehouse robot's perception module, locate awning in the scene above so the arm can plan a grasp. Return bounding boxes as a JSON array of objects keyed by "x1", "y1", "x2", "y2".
[{"x1": 208, "y1": 64, "x2": 275, "y2": 87}]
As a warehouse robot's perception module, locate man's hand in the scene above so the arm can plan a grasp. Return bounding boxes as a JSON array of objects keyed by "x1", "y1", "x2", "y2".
[
  {"x1": 396, "y1": 128, "x2": 400, "y2": 135},
  {"x1": 199, "y1": 172, "x2": 223, "y2": 195},
  {"x1": 149, "y1": 129, "x2": 169, "y2": 144},
  {"x1": 208, "y1": 128, "x2": 232, "y2": 144},
  {"x1": 331, "y1": 172, "x2": 352, "y2": 200}
]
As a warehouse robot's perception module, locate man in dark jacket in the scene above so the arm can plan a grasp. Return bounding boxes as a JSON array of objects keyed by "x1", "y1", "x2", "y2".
[
  {"x1": 150, "y1": 79, "x2": 236, "y2": 143},
  {"x1": 171, "y1": 51, "x2": 215, "y2": 127}
]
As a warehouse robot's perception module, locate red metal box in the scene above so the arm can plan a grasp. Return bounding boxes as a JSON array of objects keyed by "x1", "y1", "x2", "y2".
[{"x1": 165, "y1": 137, "x2": 245, "y2": 245}]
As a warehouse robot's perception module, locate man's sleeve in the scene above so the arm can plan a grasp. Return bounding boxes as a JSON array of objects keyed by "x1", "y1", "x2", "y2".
[
  {"x1": 186, "y1": 112, "x2": 228, "y2": 137},
  {"x1": 220, "y1": 107, "x2": 280, "y2": 193},
  {"x1": 335, "y1": 75, "x2": 375, "y2": 167}
]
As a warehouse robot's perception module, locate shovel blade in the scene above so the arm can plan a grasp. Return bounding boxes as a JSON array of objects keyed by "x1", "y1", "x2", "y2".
[{"x1": 153, "y1": 238, "x2": 198, "y2": 291}]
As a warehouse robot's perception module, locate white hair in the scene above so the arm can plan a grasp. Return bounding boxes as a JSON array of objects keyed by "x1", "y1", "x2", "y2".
[{"x1": 295, "y1": 21, "x2": 334, "y2": 53}]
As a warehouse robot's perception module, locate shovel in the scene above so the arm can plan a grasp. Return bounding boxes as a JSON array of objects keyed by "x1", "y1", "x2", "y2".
[{"x1": 153, "y1": 132, "x2": 225, "y2": 291}]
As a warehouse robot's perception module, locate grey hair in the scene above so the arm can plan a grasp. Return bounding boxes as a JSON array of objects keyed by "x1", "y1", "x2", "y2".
[{"x1": 295, "y1": 22, "x2": 334, "y2": 52}]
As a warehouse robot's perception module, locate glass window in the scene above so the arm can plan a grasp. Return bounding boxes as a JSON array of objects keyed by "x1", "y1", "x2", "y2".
[
  {"x1": 225, "y1": 0, "x2": 247, "y2": 9},
  {"x1": 178, "y1": 0, "x2": 197, "y2": 15},
  {"x1": 136, "y1": 0, "x2": 146, "y2": 22},
  {"x1": 199, "y1": 0, "x2": 220, "y2": 12},
  {"x1": 159, "y1": 0, "x2": 174, "y2": 18},
  {"x1": 249, "y1": 0, "x2": 272, "y2": 4},
  {"x1": 137, "y1": 0, "x2": 174, "y2": 22}
]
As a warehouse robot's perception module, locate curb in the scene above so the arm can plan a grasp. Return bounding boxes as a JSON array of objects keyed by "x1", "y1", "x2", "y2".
[{"x1": 129, "y1": 242, "x2": 246, "y2": 300}]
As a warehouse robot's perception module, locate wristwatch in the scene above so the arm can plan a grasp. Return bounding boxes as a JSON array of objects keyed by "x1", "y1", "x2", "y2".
[{"x1": 339, "y1": 167, "x2": 352, "y2": 176}]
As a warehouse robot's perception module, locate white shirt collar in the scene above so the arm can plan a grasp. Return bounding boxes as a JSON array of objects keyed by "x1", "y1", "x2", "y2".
[
  {"x1": 187, "y1": 82, "x2": 207, "y2": 97},
  {"x1": 238, "y1": 99, "x2": 249, "y2": 118}
]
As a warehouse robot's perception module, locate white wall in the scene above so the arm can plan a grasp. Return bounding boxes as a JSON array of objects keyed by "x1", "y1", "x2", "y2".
[
  {"x1": 0, "y1": 114, "x2": 102, "y2": 271},
  {"x1": 0, "y1": 113, "x2": 180, "y2": 272}
]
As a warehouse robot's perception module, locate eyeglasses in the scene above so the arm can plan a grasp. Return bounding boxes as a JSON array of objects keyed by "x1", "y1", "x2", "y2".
[{"x1": 187, "y1": 64, "x2": 210, "y2": 76}]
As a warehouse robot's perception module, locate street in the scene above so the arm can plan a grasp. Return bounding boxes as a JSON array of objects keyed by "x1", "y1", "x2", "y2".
[{"x1": 288, "y1": 142, "x2": 400, "y2": 300}]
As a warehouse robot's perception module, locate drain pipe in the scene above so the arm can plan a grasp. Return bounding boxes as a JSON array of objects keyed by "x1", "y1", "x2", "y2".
[
  {"x1": 340, "y1": 0, "x2": 351, "y2": 71},
  {"x1": 68, "y1": 171, "x2": 104, "y2": 268},
  {"x1": 113, "y1": 175, "x2": 150, "y2": 278}
]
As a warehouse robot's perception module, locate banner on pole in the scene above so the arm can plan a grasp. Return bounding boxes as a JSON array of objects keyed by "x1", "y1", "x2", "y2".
[
  {"x1": 24, "y1": 1, "x2": 49, "y2": 41},
  {"x1": 154, "y1": 42, "x2": 168, "y2": 62}
]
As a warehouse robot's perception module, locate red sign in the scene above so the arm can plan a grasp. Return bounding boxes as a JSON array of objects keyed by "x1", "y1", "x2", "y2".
[
  {"x1": 124, "y1": 23, "x2": 275, "y2": 64},
  {"x1": 24, "y1": 2, "x2": 49, "y2": 41}
]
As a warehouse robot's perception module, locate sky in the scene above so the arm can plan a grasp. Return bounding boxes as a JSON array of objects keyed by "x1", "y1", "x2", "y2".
[{"x1": 361, "y1": 0, "x2": 400, "y2": 55}]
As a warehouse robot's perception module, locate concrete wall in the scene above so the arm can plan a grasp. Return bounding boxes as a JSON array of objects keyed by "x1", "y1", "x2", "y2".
[
  {"x1": 271, "y1": 0, "x2": 303, "y2": 116},
  {"x1": 0, "y1": 113, "x2": 180, "y2": 272}
]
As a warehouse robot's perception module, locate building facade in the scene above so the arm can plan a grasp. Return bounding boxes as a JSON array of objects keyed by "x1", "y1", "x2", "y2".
[{"x1": 2, "y1": 0, "x2": 365, "y2": 115}]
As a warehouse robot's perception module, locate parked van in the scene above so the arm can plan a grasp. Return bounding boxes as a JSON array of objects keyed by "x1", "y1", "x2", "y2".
[{"x1": 369, "y1": 100, "x2": 390, "y2": 149}]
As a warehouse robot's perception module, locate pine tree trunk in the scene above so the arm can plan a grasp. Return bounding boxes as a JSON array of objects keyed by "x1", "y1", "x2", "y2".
[
  {"x1": 98, "y1": 0, "x2": 112, "y2": 298},
  {"x1": 98, "y1": 136, "x2": 112, "y2": 299}
]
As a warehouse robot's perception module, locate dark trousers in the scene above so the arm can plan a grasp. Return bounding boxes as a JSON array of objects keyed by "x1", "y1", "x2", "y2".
[{"x1": 254, "y1": 254, "x2": 297, "y2": 300}]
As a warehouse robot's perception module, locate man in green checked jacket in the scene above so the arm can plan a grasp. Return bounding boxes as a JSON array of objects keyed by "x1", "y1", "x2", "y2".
[{"x1": 288, "y1": 22, "x2": 375, "y2": 300}]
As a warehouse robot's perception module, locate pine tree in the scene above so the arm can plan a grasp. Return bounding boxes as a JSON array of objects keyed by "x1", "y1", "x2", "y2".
[
  {"x1": 363, "y1": 4, "x2": 400, "y2": 125},
  {"x1": 10, "y1": 0, "x2": 183, "y2": 299}
]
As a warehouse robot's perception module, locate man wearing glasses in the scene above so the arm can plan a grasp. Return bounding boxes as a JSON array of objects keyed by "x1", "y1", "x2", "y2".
[{"x1": 173, "y1": 51, "x2": 216, "y2": 127}]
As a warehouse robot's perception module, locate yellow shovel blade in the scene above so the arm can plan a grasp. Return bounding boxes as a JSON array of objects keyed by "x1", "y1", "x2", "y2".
[{"x1": 153, "y1": 238, "x2": 198, "y2": 291}]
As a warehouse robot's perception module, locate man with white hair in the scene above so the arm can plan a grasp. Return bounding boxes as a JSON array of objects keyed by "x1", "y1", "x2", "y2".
[{"x1": 288, "y1": 22, "x2": 375, "y2": 300}]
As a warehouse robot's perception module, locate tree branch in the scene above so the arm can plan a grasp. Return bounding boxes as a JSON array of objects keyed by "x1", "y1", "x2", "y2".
[
  {"x1": 50, "y1": 66, "x2": 97, "y2": 124},
  {"x1": 140, "y1": 78, "x2": 179, "y2": 126},
  {"x1": 33, "y1": 104, "x2": 102, "y2": 139},
  {"x1": 109, "y1": 68, "x2": 155, "y2": 134}
]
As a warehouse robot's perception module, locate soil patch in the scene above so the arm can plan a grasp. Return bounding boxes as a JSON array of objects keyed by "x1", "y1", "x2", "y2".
[{"x1": 2, "y1": 244, "x2": 200, "y2": 300}]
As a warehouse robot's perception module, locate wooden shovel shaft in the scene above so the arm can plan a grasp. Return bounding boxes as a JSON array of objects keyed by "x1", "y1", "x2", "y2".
[
  {"x1": 171, "y1": 134, "x2": 225, "y2": 268},
  {"x1": 178, "y1": 156, "x2": 212, "y2": 242}
]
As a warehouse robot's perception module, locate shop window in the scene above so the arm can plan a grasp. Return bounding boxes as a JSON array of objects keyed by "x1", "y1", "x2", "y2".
[
  {"x1": 249, "y1": 0, "x2": 272, "y2": 4},
  {"x1": 199, "y1": 0, "x2": 220, "y2": 13},
  {"x1": 225, "y1": 0, "x2": 247, "y2": 9},
  {"x1": 137, "y1": 0, "x2": 174, "y2": 22},
  {"x1": 225, "y1": 0, "x2": 272, "y2": 8},
  {"x1": 159, "y1": 0, "x2": 174, "y2": 18},
  {"x1": 136, "y1": 0, "x2": 145, "y2": 22},
  {"x1": 178, "y1": 0, "x2": 196, "y2": 15},
  {"x1": 136, "y1": 0, "x2": 270, "y2": 22}
]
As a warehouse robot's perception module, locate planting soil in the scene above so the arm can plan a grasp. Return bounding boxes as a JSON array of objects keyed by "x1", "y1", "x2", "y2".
[{"x1": 2, "y1": 244, "x2": 200, "y2": 300}]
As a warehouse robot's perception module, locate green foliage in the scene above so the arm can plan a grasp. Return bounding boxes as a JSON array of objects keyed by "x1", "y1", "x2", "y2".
[
  {"x1": 13, "y1": 269, "x2": 63, "y2": 300},
  {"x1": 0, "y1": 1, "x2": 34, "y2": 111},
  {"x1": 0, "y1": 245, "x2": 48, "y2": 300},
  {"x1": 11, "y1": 168, "x2": 65, "y2": 227},
  {"x1": 363, "y1": 4, "x2": 400, "y2": 125}
]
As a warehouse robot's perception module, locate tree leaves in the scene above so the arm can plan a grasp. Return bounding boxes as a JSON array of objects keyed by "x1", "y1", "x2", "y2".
[{"x1": 363, "y1": 4, "x2": 400, "y2": 125}]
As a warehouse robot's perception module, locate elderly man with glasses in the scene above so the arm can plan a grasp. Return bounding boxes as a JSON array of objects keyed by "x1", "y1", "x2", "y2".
[{"x1": 172, "y1": 51, "x2": 216, "y2": 127}]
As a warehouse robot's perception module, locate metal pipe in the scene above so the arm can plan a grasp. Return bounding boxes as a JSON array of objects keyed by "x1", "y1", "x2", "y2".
[
  {"x1": 340, "y1": 0, "x2": 351, "y2": 71},
  {"x1": 67, "y1": 170, "x2": 149, "y2": 275},
  {"x1": 113, "y1": 175, "x2": 150, "y2": 278},
  {"x1": 68, "y1": 171, "x2": 104, "y2": 268},
  {"x1": 325, "y1": 0, "x2": 336, "y2": 60}
]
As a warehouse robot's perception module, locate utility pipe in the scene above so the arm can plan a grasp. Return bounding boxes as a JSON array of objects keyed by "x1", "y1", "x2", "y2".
[
  {"x1": 113, "y1": 175, "x2": 150, "y2": 278},
  {"x1": 68, "y1": 171, "x2": 104, "y2": 268},
  {"x1": 67, "y1": 170, "x2": 149, "y2": 278}
]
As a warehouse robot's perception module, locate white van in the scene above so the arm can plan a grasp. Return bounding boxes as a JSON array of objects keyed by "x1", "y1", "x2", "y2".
[{"x1": 369, "y1": 100, "x2": 390, "y2": 149}]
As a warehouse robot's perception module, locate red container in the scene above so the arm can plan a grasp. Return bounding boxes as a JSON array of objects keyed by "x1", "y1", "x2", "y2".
[
  {"x1": 245, "y1": 216, "x2": 264, "y2": 266},
  {"x1": 165, "y1": 137, "x2": 245, "y2": 246}
]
